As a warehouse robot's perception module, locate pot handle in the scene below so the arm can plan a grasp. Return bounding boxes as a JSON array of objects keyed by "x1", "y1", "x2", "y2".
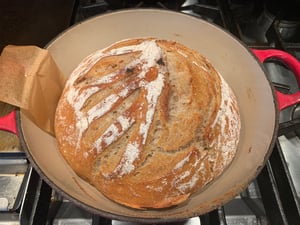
[
  {"x1": 0, "y1": 110, "x2": 18, "y2": 136},
  {"x1": 252, "y1": 49, "x2": 300, "y2": 111}
]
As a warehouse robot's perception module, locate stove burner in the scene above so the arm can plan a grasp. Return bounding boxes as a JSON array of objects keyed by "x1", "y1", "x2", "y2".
[
  {"x1": 232, "y1": 0, "x2": 300, "y2": 44},
  {"x1": 265, "y1": 0, "x2": 300, "y2": 42}
]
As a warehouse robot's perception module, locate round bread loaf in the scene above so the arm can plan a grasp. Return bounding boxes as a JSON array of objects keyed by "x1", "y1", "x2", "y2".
[{"x1": 55, "y1": 38, "x2": 241, "y2": 209}]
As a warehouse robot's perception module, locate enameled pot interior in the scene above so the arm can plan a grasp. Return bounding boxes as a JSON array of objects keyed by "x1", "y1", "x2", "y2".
[{"x1": 20, "y1": 9, "x2": 278, "y2": 222}]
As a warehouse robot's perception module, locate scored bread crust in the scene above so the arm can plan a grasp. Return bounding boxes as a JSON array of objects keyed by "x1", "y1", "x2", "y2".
[{"x1": 54, "y1": 38, "x2": 241, "y2": 209}]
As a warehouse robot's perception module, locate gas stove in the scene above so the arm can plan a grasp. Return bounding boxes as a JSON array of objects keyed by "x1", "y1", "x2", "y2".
[{"x1": 0, "y1": 0, "x2": 300, "y2": 224}]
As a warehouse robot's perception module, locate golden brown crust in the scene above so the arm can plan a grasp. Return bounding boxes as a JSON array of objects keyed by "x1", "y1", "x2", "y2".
[{"x1": 55, "y1": 38, "x2": 241, "y2": 209}]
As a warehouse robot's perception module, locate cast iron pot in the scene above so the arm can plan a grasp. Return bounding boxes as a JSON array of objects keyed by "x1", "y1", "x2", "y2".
[{"x1": 1, "y1": 9, "x2": 300, "y2": 223}]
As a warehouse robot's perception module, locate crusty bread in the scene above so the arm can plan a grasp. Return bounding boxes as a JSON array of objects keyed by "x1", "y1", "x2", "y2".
[{"x1": 55, "y1": 38, "x2": 241, "y2": 209}]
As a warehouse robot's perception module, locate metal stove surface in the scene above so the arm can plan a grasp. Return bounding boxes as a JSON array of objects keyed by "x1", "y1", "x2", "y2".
[{"x1": 279, "y1": 135, "x2": 300, "y2": 197}]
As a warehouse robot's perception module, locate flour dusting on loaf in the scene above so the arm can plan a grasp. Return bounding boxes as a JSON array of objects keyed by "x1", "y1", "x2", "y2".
[{"x1": 55, "y1": 37, "x2": 241, "y2": 209}]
